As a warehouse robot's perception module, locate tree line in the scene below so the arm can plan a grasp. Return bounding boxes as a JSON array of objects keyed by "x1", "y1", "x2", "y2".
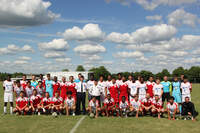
[{"x1": 1, "y1": 66, "x2": 200, "y2": 83}]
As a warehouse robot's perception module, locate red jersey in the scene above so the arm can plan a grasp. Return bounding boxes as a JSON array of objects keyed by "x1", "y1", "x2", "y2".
[
  {"x1": 53, "y1": 81, "x2": 60, "y2": 96},
  {"x1": 30, "y1": 94, "x2": 42, "y2": 108},
  {"x1": 108, "y1": 83, "x2": 119, "y2": 103},
  {"x1": 51, "y1": 97, "x2": 63, "y2": 105},
  {"x1": 146, "y1": 81, "x2": 155, "y2": 97},
  {"x1": 42, "y1": 97, "x2": 52, "y2": 106},
  {"x1": 67, "y1": 82, "x2": 76, "y2": 94},
  {"x1": 118, "y1": 82, "x2": 128, "y2": 96},
  {"x1": 141, "y1": 98, "x2": 153, "y2": 107},
  {"x1": 16, "y1": 97, "x2": 28, "y2": 108},
  {"x1": 104, "y1": 98, "x2": 115, "y2": 108},
  {"x1": 20, "y1": 80, "x2": 27, "y2": 90},
  {"x1": 60, "y1": 82, "x2": 68, "y2": 99},
  {"x1": 152, "y1": 100, "x2": 163, "y2": 109}
]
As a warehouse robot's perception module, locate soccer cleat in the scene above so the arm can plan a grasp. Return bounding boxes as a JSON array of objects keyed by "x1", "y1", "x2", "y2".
[{"x1": 72, "y1": 113, "x2": 75, "y2": 116}]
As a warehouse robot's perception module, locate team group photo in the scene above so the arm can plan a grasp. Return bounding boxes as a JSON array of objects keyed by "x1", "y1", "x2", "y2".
[{"x1": 1, "y1": 0, "x2": 200, "y2": 133}]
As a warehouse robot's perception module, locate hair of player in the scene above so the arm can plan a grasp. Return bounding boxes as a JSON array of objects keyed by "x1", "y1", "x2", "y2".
[
  {"x1": 40, "y1": 74, "x2": 43, "y2": 76},
  {"x1": 155, "y1": 94, "x2": 159, "y2": 97},
  {"x1": 20, "y1": 91, "x2": 24, "y2": 94},
  {"x1": 78, "y1": 73, "x2": 82, "y2": 76},
  {"x1": 67, "y1": 91, "x2": 72, "y2": 95},
  {"x1": 112, "y1": 76, "x2": 116, "y2": 80},
  {"x1": 169, "y1": 96, "x2": 175, "y2": 100},
  {"x1": 16, "y1": 80, "x2": 20, "y2": 83},
  {"x1": 184, "y1": 76, "x2": 188, "y2": 79},
  {"x1": 117, "y1": 73, "x2": 122, "y2": 76},
  {"x1": 33, "y1": 89, "x2": 37, "y2": 92},
  {"x1": 27, "y1": 81, "x2": 31, "y2": 84},
  {"x1": 47, "y1": 73, "x2": 50, "y2": 76},
  {"x1": 80, "y1": 75, "x2": 84, "y2": 79}
]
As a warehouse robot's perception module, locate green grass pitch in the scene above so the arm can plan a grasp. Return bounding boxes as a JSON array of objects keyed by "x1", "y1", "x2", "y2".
[{"x1": 0, "y1": 82, "x2": 200, "y2": 133}]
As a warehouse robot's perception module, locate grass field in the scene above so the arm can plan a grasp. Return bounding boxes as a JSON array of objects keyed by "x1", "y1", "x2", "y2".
[{"x1": 0, "y1": 82, "x2": 200, "y2": 133}]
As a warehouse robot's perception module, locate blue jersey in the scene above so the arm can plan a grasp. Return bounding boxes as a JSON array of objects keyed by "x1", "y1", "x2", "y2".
[
  {"x1": 161, "y1": 81, "x2": 171, "y2": 93},
  {"x1": 31, "y1": 80, "x2": 38, "y2": 89},
  {"x1": 45, "y1": 80, "x2": 53, "y2": 97},
  {"x1": 172, "y1": 82, "x2": 181, "y2": 94}
]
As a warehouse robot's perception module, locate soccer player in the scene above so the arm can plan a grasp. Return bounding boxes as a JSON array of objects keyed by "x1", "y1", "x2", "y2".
[
  {"x1": 135, "y1": 75, "x2": 141, "y2": 85},
  {"x1": 40, "y1": 92, "x2": 52, "y2": 114},
  {"x1": 87, "y1": 97, "x2": 101, "y2": 118},
  {"x1": 90, "y1": 80, "x2": 101, "y2": 103},
  {"x1": 65, "y1": 91, "x2": 76, "y2": 116},
  {"x1": 105, "y1": 74, "x2": 112, "y2": 95},
  {"x1": 75, "y1": 76, "x2": 87, "y2": 115},
  {"x1": 161, "y1": 76, "x2": 171, "y2": 104},
  {"x1": 119, "y1": 96, "x2": 129, "y2": 117},
  {"x1": 126, "y1": 75, "x2": 133, "y2": 87},
  {"x1": 166, "y1": 96, "x2": 178, "y2": 120},
  {"x1": 20, "y1": 75, "x2": 27, "y2": 90},
  {"x1": 36, "y1": 81, "x2": 45, "y2": 96},
  {"x1": 146, "y1": 76, "x2": 155, "y2": 98},
  {"x1": 118, "y1": 76, "x2": 128, "y2": 102},
  {"x1": 25, "y1": 81, "x2": 33, "y2": 98},
  {"x1": 98, "y1": 75, "x2": 107, "y2": 105},
  {"x1": 14, "y1": 80, "x2": 24, "y2": 98},
  {"x1": 138, "y1": 77, "x2": 147, "y2": 100},
  {"x1": 29, "y1": 89, "x2": 42, "y2": 115},
  {"x1": 52, "y1": 76, "x2": 60, "y2": 97},
  {"x1": 67, "y1": 76, "x2": 77, "y2": 101},
  {"x1": 31, "y1": 75, "x2": 38, "y2": 89},
  {"x1": 128, "y1": 78, "x2": 138, "y2": 102},
  {"x1": 60, "y1": 77, "x2": 68, "y2": 100},
  {"x1": 51, "y1": 92, "x2": 63, "y2": 115},
  {"x1": 108, "y1": 77, "x2": 119, "y2": 105},
  {"x1": 102, "y1": 94, "x2": 115, "y2": 117},
  {"x1": 116, "y1": 73, "x2": 123, "y2": 86},
  {"x1": 3, "y1": 75, "x2": 14, "y2": 114},
  {"x1": 45, "y1": 74, "x2": 54, "y2": 97},
  {"x1": 75, "y1": 73, "x2": 82, "y2": 83},
  {"x1": 87, "y1": 74, "x2": 95, "y2": 101},
  {"x1": 181, "y1": 76, "x2": 192, "y2": 102},
  {"x1": 38, "y1": 74, "x2": 46, "y2": 88},
  {"x1": 182, "y1": 97, "x2": 198, "y2": 121},
  {"x1": 141, "y1": 93, "x2": 153, "y2": 115},
  {"x1": 130, "y1": 95, "x2": 142, "y2": 118},
  {"x1": 172, "y1": 76, "x2": 182, "y2": 114},
  {"x1": 152, "y1": 95, "x2": 164, "y2": 119},
  {"x1": 153, "y1": 79, "x2": 163, "y2": 100},
  {"x1": 13, "y1": 91, "x2": 29, "y2": 115}
]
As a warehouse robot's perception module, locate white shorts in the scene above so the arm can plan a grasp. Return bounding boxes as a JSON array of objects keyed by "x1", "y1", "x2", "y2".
[
  {"x1": 4, "y1": 92, "x2": 13, "y2": 102},
  {"x1": 182, "y1": 94, "x2": 191, "y2": 102},
  {"x1": 139, "y1": 94, "x2": 146, "y2": 100}
]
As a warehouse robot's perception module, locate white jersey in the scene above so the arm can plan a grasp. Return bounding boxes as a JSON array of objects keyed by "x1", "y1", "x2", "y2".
[
  {"x1": 128, "y1": 82, "x2": 138, "y2": 96},
  {"x1": 14, "y1": 86, "x2": 23, "y2": 97},
  {"x1": 125, "y1": 80, "x2": 132, "y2": 87},
  {"x1": 89, "y1": 100, "x2": 99, "y2": 108},
  {"x1": 181, "y1": 82, "x2": 191, "y2": 95},
  {"x1": 90, "y1": 84, "x2": 102, "y2": 96},
  {"x1": 138, "y1": 83, "x2": 147, "y2": 95},
  {"x1": 119, "y1": 101, "x2": 129, "y2": 109},
  {"x1": 153, "y1": 84, "x2": 163, "y2": 96},
  {"x1": 3, "y1": 80, "x2": 14, "y2": 93},
  {"x1": 98, "y1": 81, "x2": 107, "y2": 95},
  {"x1": 87, "y1": 80, "x2": 95, "y2": 95},
  {"x1": 25, "y1": 86, "x2": 34, "y2": 98},
  {"x1": 167, "y1": 102, "x2": 178, "y2": 114},
  {"x1": 65, "y1": 97, "x2": 75, "y2": 107},
  {"x1": 135, "y1": 80, "x2": 141, "y2": 86},
  {"x1": 116, "y1": 79, "x2": 123, "y2": 86},
  {"x1": 130, "y1": 99, "x2": 141, "y2": 110}
]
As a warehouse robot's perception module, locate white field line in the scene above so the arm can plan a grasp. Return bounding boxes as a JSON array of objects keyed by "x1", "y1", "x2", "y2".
[{"x1": 69, "y1": 116, "x2": 86, "y2": 133}]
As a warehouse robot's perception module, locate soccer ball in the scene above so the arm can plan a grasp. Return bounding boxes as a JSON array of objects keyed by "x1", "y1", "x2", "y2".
[
  {"x1": 90, "y1": 113, "x2": 95, "y2": 118},
  {"x1": 52, "y1": 112, "x2": 58, "y2": 118}
]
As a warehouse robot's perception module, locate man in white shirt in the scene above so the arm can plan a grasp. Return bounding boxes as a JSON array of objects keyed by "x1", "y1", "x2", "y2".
[
  {"x1": 75, "y1": 76, "x2": 87, "y2": 115},
  {"x1": 98, "y1": 75, "x2": 107, "y2": 105},
  {"x1": 3, "y1": 75, "x2": 14, "y2": 114},
  {"x1": 181, "y1": 77, "x2": 192, "y2": 102},
  {"x1": 87, "y1": 74, "x2": 95, "y2": 101},
  {"x1": 90, "y1": 80, "x2": 102, "y2": 104}
]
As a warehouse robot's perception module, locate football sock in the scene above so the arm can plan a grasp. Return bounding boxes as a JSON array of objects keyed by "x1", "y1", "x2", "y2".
[{"x1": 4, "y1": 106, "x2": 7, "y2": 114}]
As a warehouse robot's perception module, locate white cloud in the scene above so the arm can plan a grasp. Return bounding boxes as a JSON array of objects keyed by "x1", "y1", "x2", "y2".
[
  {"x1": 18, "y1": 56, "x2": 31, "y2": 61},
  {"x1": 0, "y1": 44, "x2": 34, "y2": 55},
  {"x1": 146, "y1": 15, "x2": 162, "y2": 21},
  {"x1": 106, "y1": 0, "x2": 197, "y2": 10},
  {"x1": 173, "y1": 51, "x2": 188, "y2": 57},
  {"x1": 62, "y1": 23, "x2": 105, "y2": 42},
  {"x1": 55, "y1": 58, "x2": 71, "y2": 62},
  {"x1": 88, "y1": 55, "x2": 102, "y2": 61},
  {"x1": 107, "y1": 24, "x2": 177, "y2": 44},
  {"x1": 38, "y1": 39, "x2": 69, "y2": 51},
  {"x1": 167, "y1": 8, "x2": 200, "y2": 27},
  {"x1": 114, "y1": 51, "x2": 144, "y2": 58},
  {"x1": 74, "y1": 44, "x2": 106, "y2": 54},
  {"x1": 14, "y1": 60, "x2": 28, "y2": 65},
  {"x1": 44, "y1": 52, "x2": 65, "y2": 58},
  {"x1": 0, "y1": 0, "x2": 59, "y2": 27}
]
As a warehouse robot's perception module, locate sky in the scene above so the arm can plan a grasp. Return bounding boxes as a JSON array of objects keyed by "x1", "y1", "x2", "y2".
[{"x1": 0, "y1": 0, "x2": 200, "y2": 74}]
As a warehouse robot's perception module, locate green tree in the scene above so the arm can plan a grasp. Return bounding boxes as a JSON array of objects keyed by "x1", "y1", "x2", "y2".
[
  {"x1": 172, "y1": 67, "x2": 187, "y2": 77},
  {"x1": 62, "y1": 69, "x2": 69, "y2": 72},
  {"x1": 187, "y1": 66, "x2": 200, "y2": 83},
  {"x1": 140, "y1": 70, "x2": 154, "y2": 81},
  {"x1": 76, "y1": 65, "x2": 85, "y2": 71},
  {"x1": 156, "y1": 69, "x2": 171, "y2": 80},
  {"x1": 89, "y1": 66, "x2": 111, "y2": 80}
]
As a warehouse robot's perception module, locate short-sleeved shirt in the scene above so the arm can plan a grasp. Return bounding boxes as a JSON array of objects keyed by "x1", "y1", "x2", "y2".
[
  {"x1": 161, "y1": 81, "x2": 171, "y2": 93},
  {"x1": 119, "y1": 101, "x2": 129, "y2": 109},
  {"x1": 31, "y1": 80, "x2": 38, "y2": 89},
  {"x1": 181, "y1": 82, "x2": 191, "y2": 95},
  {"x1": 138, "y1": 83, "x2": 147, "y2": 95},
  {"x1": 45, "y1": 80, "x2": 53, "y2": 93},
  {"x1": 65, "y1": 97, "x2": 75, "y2": 107},
  {"x1": 172, "y1": 82, "x2": 181, "y2": 94},
  {"x1": 153, "y1": 84, "x2": 163, "y2": 96},
  {"x1": 167, "y1": 102, "x2": 178, "y2": 113},
  {"x1": 16, "y1": 97, "x2": 28, "y2": 108},
  {"x1": 128, "y1": 82, "x2": 138, "y2": 96},
  {"x1": 51, "y1": 97, "x2": 63, "y2": 105},
  {"x1": 3, "y1": 80, "x2": 14, "y2": 93},
  {"x1": 130, "y1": 99, "x2": 141, "y2": 110}
]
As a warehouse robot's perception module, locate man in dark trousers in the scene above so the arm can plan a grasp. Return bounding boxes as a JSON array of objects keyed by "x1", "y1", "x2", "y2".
[
  {"x1": 182, "y1": 97, "x2": 198, "y2": 121},
  {"x1": 75, "y1": 76, "x2": 87, "y2": 115}
]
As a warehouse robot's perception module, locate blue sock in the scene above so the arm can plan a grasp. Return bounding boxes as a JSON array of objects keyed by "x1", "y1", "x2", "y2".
[{"x1": 179, "y1": 105, "x2": 182, "y2": 114}]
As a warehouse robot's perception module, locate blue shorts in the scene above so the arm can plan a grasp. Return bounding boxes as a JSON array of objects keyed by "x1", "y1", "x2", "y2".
[{"x1": 172, "y1": 93, "x2": 181, "y2": 103}]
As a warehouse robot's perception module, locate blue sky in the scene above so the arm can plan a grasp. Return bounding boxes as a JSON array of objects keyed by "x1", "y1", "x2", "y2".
[{"x1": 0, "y1": 0, "x2": 200, "y2": 74}]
